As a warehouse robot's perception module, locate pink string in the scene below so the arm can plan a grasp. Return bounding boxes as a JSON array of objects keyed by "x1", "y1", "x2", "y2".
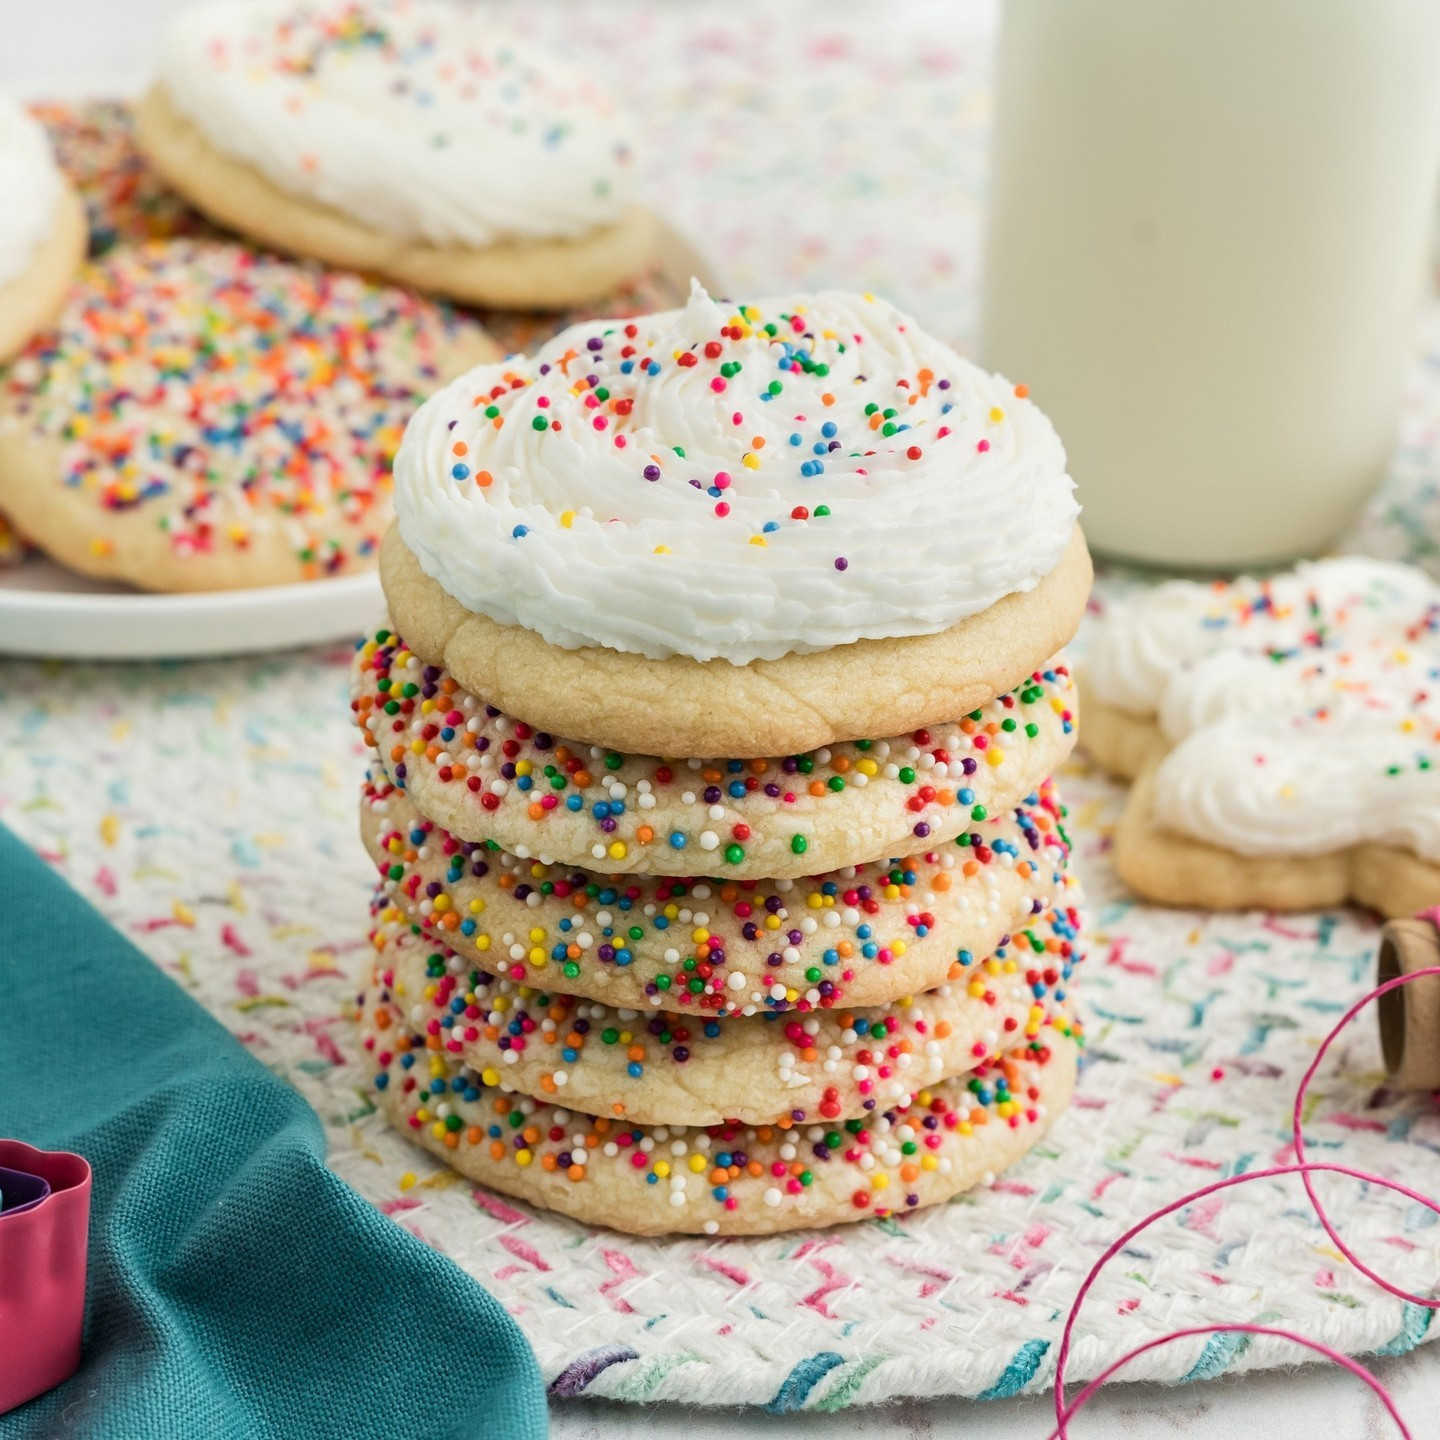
[
  {"x1": 1051, "y1": 957, "x2": 1440, "y2": 1438},
  {"x1": 1048, "y1": 1325, "x2": 1409, "y2": 1440},
  {"x1": 1293, "y1": 966, "x2": 1440, "y2": 1306}
]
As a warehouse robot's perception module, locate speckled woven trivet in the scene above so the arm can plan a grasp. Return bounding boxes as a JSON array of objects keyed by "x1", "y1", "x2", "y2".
[{"x1": 4, "y1": 0, "x2": 1439, "y2": 1407}]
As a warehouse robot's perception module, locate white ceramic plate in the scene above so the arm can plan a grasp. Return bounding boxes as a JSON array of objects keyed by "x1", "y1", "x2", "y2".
[
  {"x1": 0, "y1": 217, "x2": 720, "y2": 661},
  {"x1": 0, "y1": 555, "x2": 383, "y2": 659}
]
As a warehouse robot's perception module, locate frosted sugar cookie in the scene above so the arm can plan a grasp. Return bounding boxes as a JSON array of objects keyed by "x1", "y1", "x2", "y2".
[
  {"x1": 1084, "y1": 557, "x2": 1440, "y2": 916},
  {"x1": 352, "y1": 625, "x2": 1078, "y2": 880},
  {"x1": 135, "y1": 0, "x2": 655, "y2": 309},
  {"x1": 361, "y1": 764, "x2": 1079, "y2": 1016},
  {"x1": 384, "y1": 284, "x2": 1090, "y2": 758},
  {"x1": 371, "y1": 897, "x2": 1080, "y2": 1128},
  {"x1": 0, "y1": 101, "x2": 86, "y2": 365},
  {"x1": 0, "y1": 242, "x2": 497, "y2": 591},
  {"x1": 359, "y1": 983, "x2": 1078, "y2": 1236},
  {"x1": 32, "y1": 100, "x2": 216, "y2": 256}
]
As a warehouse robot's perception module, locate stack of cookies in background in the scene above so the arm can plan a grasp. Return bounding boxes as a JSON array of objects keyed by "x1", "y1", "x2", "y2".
[{"x1": 351, "y1": 284, "x2": 1095, "y2": 1235}]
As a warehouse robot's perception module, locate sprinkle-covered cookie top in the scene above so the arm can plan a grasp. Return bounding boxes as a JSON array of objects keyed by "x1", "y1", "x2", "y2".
[
  {"x1": 32, "y1": 100, "x2": 215, "y2": 255},
  {"x1": 3, "y1": 241, "x2": 479, "y2": 575},
  {"x1": 0, "y1": 100, "x2": 64, "y2": 288},
  {"x1": 1088, "y1": 557, "x2": 1440, "y2": 860},
  {"x1": 395, "y1": 283, "x2": 1079, "y2": 662},
  {"x1": 158, "y1": 0, "x2": 638, "y2": 246}
]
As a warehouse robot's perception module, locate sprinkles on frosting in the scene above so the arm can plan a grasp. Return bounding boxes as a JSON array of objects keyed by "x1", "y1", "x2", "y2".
[
  {"x1": 3, "y1": 241, "x2": 476, "y2": 574},
  {"x1": 394, "y1": 284, "x2": 1078, "y2": 661},
  {"x1": 1087, "y1": 557, "x2": 1440, "y2": 860},
  {"x1": 159, "y1": 0, "x2": 637, "y2": 246}
]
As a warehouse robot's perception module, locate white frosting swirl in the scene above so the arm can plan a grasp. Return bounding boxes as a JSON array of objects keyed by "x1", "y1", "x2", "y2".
[
  {"x1": 1088, "y1": 557, "x2": 1440, "y2": 860},
  {"x1": 1153, "y1": 713, "x2": 1440, "y2": 861},
  {"x1": 0, "y1": 102, "x2": 63, "y2": 289},
  {"x1": 157, "y1": 0, "x2": 638, "y2": 246},
  {"x1": 394, "y1": 283, "x2": 1080, "y2": 663}
]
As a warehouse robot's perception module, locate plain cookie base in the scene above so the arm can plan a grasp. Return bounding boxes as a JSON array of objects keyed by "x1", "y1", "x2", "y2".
[
  {"x1": 1115, "y1": 765, "x2": 1440, "y2": 919},
  {"x1": 366, "y1": 993, "x2": 1078, "y2": 1237},
  {"x1": 380, "y1": 523, "x2": 1093, "y2": 759},
  {"x1": 0, "y1": 328, "x2": 499, "y2": 593},
  {"x1": 133, "y1": 85, "x2": 658, "y2": 310},
  {"x1": 383, "y1": 922, "x2": 1058, "y2": 1127},
  {"x1": 0, "y1": 181, "x2": 86, "y2": 364}
]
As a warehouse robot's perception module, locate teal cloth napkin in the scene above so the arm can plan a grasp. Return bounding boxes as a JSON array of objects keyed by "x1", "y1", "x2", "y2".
[{"x1": 0, "y1": 826, "x2": 547, "y2": 1440}]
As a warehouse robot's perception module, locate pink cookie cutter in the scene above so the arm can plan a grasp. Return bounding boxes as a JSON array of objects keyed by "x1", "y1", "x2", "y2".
[{"x1": 0, "y1": 1140, "x2": 91, "y2": 1416}]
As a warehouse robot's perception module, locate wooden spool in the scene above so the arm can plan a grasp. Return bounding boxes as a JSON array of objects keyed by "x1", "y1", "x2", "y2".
[{"x1": 1376, "y1": 917, "x2": 1440, "y2": 1092}]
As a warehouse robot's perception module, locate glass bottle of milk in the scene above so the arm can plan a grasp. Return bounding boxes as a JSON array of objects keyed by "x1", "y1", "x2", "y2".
[{"x1": 980, "y1": 0, "x2": 1440, "y2": 568}]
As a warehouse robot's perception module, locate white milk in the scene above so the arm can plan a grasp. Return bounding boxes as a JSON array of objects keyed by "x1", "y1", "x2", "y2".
[{"x1": 980, "y1": 0, "x2": 1440, "y2": 568}]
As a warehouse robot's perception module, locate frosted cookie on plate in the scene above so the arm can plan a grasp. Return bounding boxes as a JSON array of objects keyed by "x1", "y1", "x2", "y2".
[
  {"x1": 371, "y1": 896, "x2": 1082, "y2": 1128},
  {"x1": 0, "y1": 241, "x2": 497, "y2": 591},
  {"x1": 359, "y1": 980, "x2": 1078, "y2": 1236},
  {"x1": 383, "y1": 284, "x2": 1090, "y2": 759},
  {"x1": 0, "y1": 101, "x2": 86, "y2": 365},
  {"x1": 352, "y1": 624, "x2": 1078, "y2": 880},
  {"x1": 1084, "y1": 557, "x2": 1440, "y2": 916},
  {"x1": 361, "y1": 763, "x2": 1080, "y2": 1017},
  {"x1": 135, "y1": 0, "x2": 655, "y2": 309}
]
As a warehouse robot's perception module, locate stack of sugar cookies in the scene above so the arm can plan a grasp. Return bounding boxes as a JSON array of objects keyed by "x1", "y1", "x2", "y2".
[
  {"x1": 1083, "y1": 557, "x2": 1440, "y2": 918},
  {"x1": 352, "y1": 284, "x2": 1094, "y2": 1235}
]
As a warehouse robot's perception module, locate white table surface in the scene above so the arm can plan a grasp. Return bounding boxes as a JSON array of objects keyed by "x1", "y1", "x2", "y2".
[{"x1": 5, "y1": 2, "x2": 1438, "y2": 1435}]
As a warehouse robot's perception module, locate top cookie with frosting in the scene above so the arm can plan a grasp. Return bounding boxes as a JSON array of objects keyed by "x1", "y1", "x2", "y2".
[{"x1": 383, "y1": 284, "x2": 1089, "y2": 757}]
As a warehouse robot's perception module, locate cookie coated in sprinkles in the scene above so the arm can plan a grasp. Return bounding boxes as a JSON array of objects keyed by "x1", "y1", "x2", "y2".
[
  {"x1": 351, "y1": 624, "x2": 1078, "y2": 877},
  {"x1": 370, "y1": 894, "x2": 1083, "y2": 1126},
  {"x1": 360, "y1": 984, "x2": 1077, "y2": 1234},
  {"x1": 31, "y1": 100, "x2": 214, "y2": 255},
  {"x1": 2, "y1": 241, "x2": 478, "y2": 575},
  {"x1": 362, "y1": 763, "x2": 1077, "y2": 1016}
]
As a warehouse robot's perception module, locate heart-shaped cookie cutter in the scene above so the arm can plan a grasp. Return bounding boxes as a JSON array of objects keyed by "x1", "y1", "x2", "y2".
[{"x1": 0, "y1": 1139, "x2": 91, "y2": 1416}]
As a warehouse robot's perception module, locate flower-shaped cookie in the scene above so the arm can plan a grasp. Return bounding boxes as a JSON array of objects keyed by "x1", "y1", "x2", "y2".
[{"x1": 1083, "y1": 557, "x2": 1440, "y2": 916}]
